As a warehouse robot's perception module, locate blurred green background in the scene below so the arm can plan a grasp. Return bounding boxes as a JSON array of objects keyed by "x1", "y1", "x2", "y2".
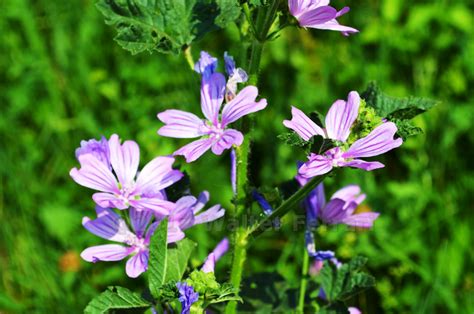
[{"x1": 1, "y1": 0, "x2": 473, "y2": 313}]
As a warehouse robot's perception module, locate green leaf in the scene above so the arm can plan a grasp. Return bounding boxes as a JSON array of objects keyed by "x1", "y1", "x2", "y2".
[
  {"x1": 392, "y1": 119, "x2": 424, "y2": 140},
  {"x1": 96, "y1": 0, "x2": 241, "y2": 55},
  {"x1": 148, "y1": 218, "x2": 168, "y2": 298},
  {"x1": 318, "y1": 256, "x2": 375, "y2": 302},
  {"x1": 206, "y1": 283, "x2": 242, "y2": 305},
  {"x1": 362, "y1": 82, "x2": 437, "y2": 118},
  {"x1": 278, "y1": 132, "x2": 312, "y2": 149},
  {"x1": 84, "y1": 286, "x2": 151, "y2": 314},
  {"x1": 165, "y1": 238, "x2": 197, "y2": 282}
]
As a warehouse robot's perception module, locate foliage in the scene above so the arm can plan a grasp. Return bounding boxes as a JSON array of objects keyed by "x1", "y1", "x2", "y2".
[
  {"x1": 84, "y1": 286, "x2": 151, "y2": 313},
  {"x1": 96, "y1": 0, "x2": 241, "y2": 55}
]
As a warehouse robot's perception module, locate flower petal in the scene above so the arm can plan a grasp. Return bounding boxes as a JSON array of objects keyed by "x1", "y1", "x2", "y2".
[
  {"x1": 108, "y1": 134, "x2": 139, "y2": 187},
  {"x1": 211, "y1": 129, "x2": 243, "y2": 155},
  {"x1": 174, "y1": 138, "x2": 214, "y2": 163},
  {"x1": 201, "y1": 253, "x2": 217, "y2": 273},
  {"x1": 283, "y1": 106, "x2": 325, "y2": 141},
  {"x1": 157, "y1": 110, "x2": 205, "y2": 138},
  {"x1": 130, "y1": 198, "x2": 174, "y2": 218},
  {"x1": 170, "y1": 196, "x2": 196, "y2": 230},
  {"x1": 307, "y1": 19, "x2": 359, "y2": 35},
  {"x1": 82, "y1": 207, "x2": 132, "y2": 242},
  {"x1": 221, "y1": 86, "x2": 267, "y2": 127},
  {"x1": 320, "y1": 198, "x2": 347, "y2": 224},
  {"x1": 129, "y1": 207, "x2": 153, "y2": 237},
  {"x1": 341, "y1": 159, "x2": 385, "y2": 171},
  {"x1": 92, "y1": 192, "x2": 127, "y2": 210},
  {"x1": 298, "y1": 6, "x2": 337, "y2": 26},
  {"x1": 325, "y1": 91, "x2": 360, "y2": 142},
  {"x1": 201, "y1": 72, "x2": 225, "y2": 124},
  {"x1": 298, "y1": 154, "x2": 333, "y2": 179},
  {"x1": 167, "y1": 224, "x2": 186, "y2": 243},
  {"x1": 344, "y1": 122, "x2": 403, "y2": 158},
  {"x1": 135, "y1": 156, "x2": 183, "y2": 194},
  {"x1": 126, "y1": 250, "x2": 149, "y2": 278},
  {"x1": 342, "y1": 212, "x2": 380, "y2": 228},
  {"x1": 304, "y1": 183, "x2": 326, "y2": 226},
  {"x1": 194, "y1": 51, "x2": 217, "y2": 79},
  {"x1": 193, "y1": 191, "x2": 209, "y2": 214},
  {"x1": 81, "y1": 244, "x2": 131, "y2": 262},
  {"x1": 330, "y1": 185, "x2": 361, "y2": 202},
  {"x1": 70, "y1": 154, "x2": 118, "y2": 193},
  {"x1": 201, "y1": 238, "x2": 229, "y2": 273},
  {"x1": 194, "y1": 204, "x2": 225, "y2": 225}
]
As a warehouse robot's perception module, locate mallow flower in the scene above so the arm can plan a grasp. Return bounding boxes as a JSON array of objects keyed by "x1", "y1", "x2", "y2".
[
  {"x1": 176, "y1": 282, "x2": 199, "y2": 314},
  {"x1": 284, "y1": 91, "x2": 403, "y2": 179},
  {"x1": 80, "y1": 206, "x2": 157, "y2": 278},
  {"x1": 288, "y1": 0, "x2": 358, "y2": 35},
  {"x1": 297, "y1": 173, "x2": 379, "y2": 228},
  {"x1": 158, "y1": 51, "x2": 267, "y2": 162},
  {"x1": 70, "y1": 134, "x2": 183, "y2": 216},
  {"x1": 201, "y1": 237, "x2": 229, "y2": 273},
  {"x1": 166, "y1": 191, "x2": 225, "y2": 243}
]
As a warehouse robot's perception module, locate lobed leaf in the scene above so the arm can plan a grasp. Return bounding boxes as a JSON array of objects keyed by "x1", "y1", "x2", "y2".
[
  {"x1": 318, "y1": 256, "x2": 375, "y2": 302},
  {"x1": 84, "y1": 286, "x2": 151, "y2": 314},
  {"x1": 362, "y1": 82, "x2": 437, "y2": 118},
  {"x1": 96, "y1": 0, "x2": 241, "y2": 55}
]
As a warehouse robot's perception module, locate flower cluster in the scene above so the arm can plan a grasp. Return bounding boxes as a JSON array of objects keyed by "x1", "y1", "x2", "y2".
[
  {"x1": 71, "y1": 134, "x2": 225, "y2": 277},
  {"x1": 72, "y1": 5, "x2": 404, "y2": 307}
]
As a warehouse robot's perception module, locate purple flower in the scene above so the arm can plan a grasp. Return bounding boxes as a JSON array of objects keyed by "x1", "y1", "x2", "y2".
[
  {"x1": 288, "y1": 0, "x2": 358, "y2": 36},
  {"x1": 252, "y1": 190, "x2": 281, "y2": 228},
  {"x1": 80, "y1": 206, "x2": 156, "y2": 278},
  {"x1": 75, "y1": 136, "x2": 111, "y2": 168},
  {"x1": 158, "y1": 52, "x2": 266, "y2": 163},
  {"x1": 284, "y1": 91, "x2": 403, "y2": 179},
  {"x1": 177, "y1": 282, "x2": 199, "y2": 314},
  {"x1": 166, "y1": 191, "x2": 225, "y2": 243},
  {"x1": 224, "y1": 52, "x2": 248, "y2": 100},
  {"x1": 349, "y1": 308, "x2": 362, "y2": 314},
  {"x1": 70, "y1": 134, "x2": 183, "y2": 217},
  {"x1": 298, "y1": 174, "x2": 379, "y2": 228},
  {"x1": 201, "y1": 237, "x2": 230, "y2": 273},
  {"x1": 194, "y1": 51, "x2": 217, "y2": 80}
]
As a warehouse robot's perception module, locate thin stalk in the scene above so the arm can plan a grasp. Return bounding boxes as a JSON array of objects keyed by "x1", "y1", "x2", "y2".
[
  {"x1": 250, "y1": 173, "x2": 329, "y2": 238},
  {"x1": 297, "y1": 249, "x2": 310, "y2": 312},
  {"x1": 183, "y1": 45, "x2": 194, "y2": 70}
]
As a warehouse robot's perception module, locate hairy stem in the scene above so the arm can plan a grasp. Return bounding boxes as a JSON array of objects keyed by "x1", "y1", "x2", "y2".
[
  {"x1": 298, "y1": 249, "x2": 310, "y2": 312},
  {"x1": 226, "y1": 2, "x2": 281, "y2": 313}
]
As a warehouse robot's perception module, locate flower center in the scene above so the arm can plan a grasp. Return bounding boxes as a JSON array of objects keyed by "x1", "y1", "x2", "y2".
[
  {"x1": 203, "y1": 122, "x2": 225, "y2": 140},
  {"x1": 125, "y1": 234, "x2": 147, "y2": 251},
  {"x1": 325, "y1": 147, "x2": 346, "y2": 167}
]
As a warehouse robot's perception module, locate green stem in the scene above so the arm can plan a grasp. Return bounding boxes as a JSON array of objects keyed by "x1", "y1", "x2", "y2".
[
  {"x1": 226, "y1": 3, "x2": 281, "y2": 313},
  {"x1": 250, "y1": 173, "x2": 329, "y2": 238},
  {"x1": 183, "y1": 45, "x2": 194, "y2": 70},
  {"x1": 234, "y1": 141, "x2": 250, "y2": 216},
  {"x1": 298, "y1": 248, "x2": 310, "y2": 312},
  {"x1": 225, "y1": 227, "x2": 249, "y2": 314}
]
